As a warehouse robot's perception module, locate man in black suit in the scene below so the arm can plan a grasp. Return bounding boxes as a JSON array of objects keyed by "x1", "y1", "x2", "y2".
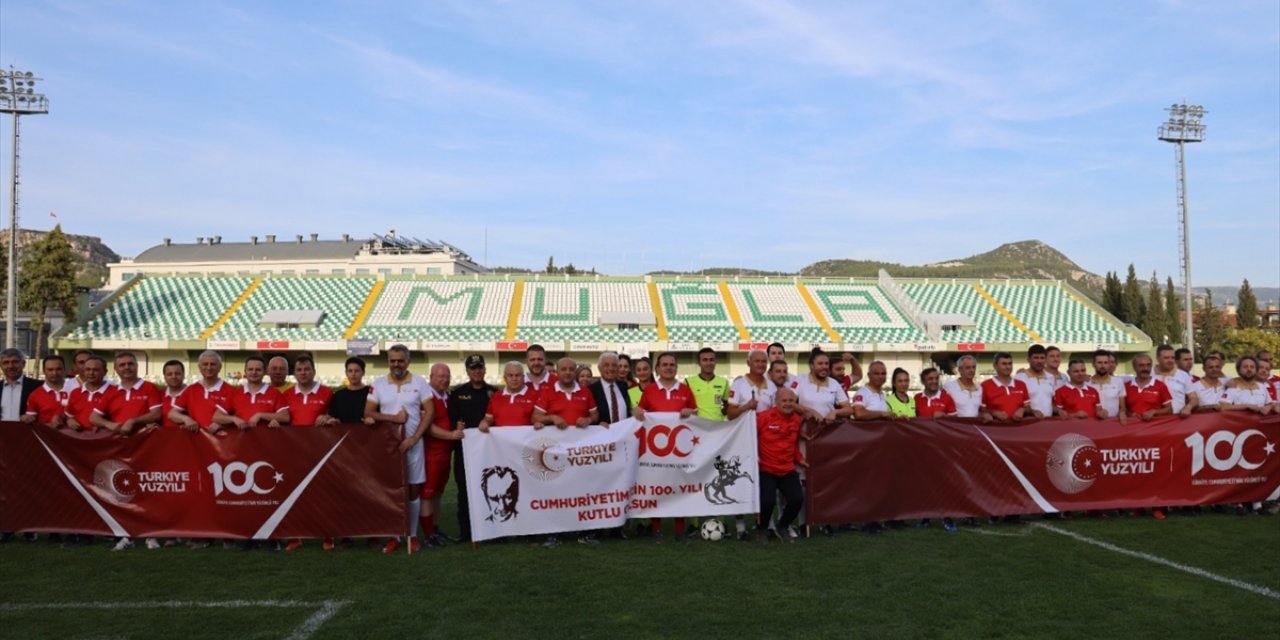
[
  {"x1": 589, "y1": 351, "x2": 632, "y2": 425},
  {"x1": 1, "y1": 348, "x2": 42, "y2": 543}
]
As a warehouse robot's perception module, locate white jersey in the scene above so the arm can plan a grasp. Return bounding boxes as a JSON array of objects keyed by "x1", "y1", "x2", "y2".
[
  {"x1": 942, "y1": 380, "x2": 983, "y2": 418},
  {"x1": 370, "y1": 374, "x2": 431, "y2": 438},
  {"x1": 793, "y1": 375, "x2": 847, "y2": 417},
  {"x1": 850, "y1": 387, "x2": 889, "y2": 413},
  {"x1": 1090, "y1": 375, "x2": 1129, "y2": 418},
  {"x1": 1015, "y1": 371, "x2": 1061, "y2": 417},
  {"x1": 1154, "y1": 369, "x2": 1194, "y2": 413},
  {"x1": 1223, "y1": 385, "x2": 1271, "y2": 408},
  {"x1": 1189, "y1": 380, "x2": 1225, "y2": 408},
  {"x1": 729, "y1": 375, "x2": 777, "y2": 412}
]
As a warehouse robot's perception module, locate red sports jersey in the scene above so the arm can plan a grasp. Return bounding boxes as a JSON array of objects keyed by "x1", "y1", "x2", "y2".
[
  {"x1": 756, "y1": 407, "x2": 805, "y2": 476},
  {"x1": 24, "y1": 384, "x2": 71, "y2": 425},
  {"x1": 536, "y1": 383, "x2": 598, "y2": 425},
  {"x1": 231, "y1": 384, "x2": 286, "y2": 421},
  {"x1": 980, "y1": 378, "x2": 1030, "y2": 416},
  {"x1": 65, "y1": 383, "x2": 117, "y2": 427},
  {"x1": 835, "y1": 374, "x2": 853, "y2": 394},
  {"x1": 174, "y1": 380, "x2": 239, "y2": 428},
  {"x1": 1054, "y1": 384, "x2": 1101, "y2": 418},
  {"x1": 425, "y1": 388, "x2": 454, "y2": 455},
  {"x1": 284, "y1": 384, "x2": 333, "y2": 426},
  {"x1": 161, "y1": 388, "x2": 184, "y2": 429},
  {"x1": 914, "y1": 390, "x2": 957, "y2": 418},
  {"x1": 637, "y1": 381, "x2": 699, "y2": 413},
  {"x1": 102, "y1": 380, "x2": 163, "y2": 423},
  {"x1": 1123, "y1": 379, "x2": 1172, "y2": 415},
  {"x1": 488, "y1": 387, "x2": 537, "y2": 426}
]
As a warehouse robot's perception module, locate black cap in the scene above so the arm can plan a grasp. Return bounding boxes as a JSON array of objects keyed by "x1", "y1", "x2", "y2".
[{"x1": 465, "y1": 354, "x2": 486, "y2": 369}]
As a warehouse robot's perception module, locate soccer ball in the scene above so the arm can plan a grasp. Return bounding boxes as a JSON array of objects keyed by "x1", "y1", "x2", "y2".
[{"x1": 699, "y1": 519, "x2": 725, "y2": 541}]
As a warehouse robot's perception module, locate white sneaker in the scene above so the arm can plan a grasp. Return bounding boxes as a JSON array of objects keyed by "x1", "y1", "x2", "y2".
[
  {"x1": 784, "y1": 526, "x2": 800, "y2": 542},
  {"x1": 111, "y1": 537, "x2": 134, "y2": 552},
  {"x1": 145, "y1": 538, "x2": 161, "y2": 550}
]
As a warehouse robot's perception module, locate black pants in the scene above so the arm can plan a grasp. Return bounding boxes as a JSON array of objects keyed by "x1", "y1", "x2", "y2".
[
  {"x1": 453, "y1": 444, "x2": 470, "y2": 539},
  {"x1": 758, "y1": 471, "x2": 803, "y2": 530}
]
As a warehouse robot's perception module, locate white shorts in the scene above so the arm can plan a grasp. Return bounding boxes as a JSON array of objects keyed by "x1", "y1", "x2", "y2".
[{"x1": 405, "y1": 440, "x2": 425, "y2": 485}]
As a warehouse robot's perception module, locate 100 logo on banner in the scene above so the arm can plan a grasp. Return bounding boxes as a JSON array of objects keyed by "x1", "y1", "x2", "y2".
[
  {"x1": 1184, "y1": 430, "x2": 1271, "y2": 476},
  {"x1": 206, "y1": 461, "x2": 281, "y2": 496}
]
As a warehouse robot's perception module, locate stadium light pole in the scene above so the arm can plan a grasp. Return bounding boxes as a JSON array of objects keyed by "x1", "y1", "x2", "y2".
[
  {"x1": 0, "y1": 68, "x2": 49, "y2": 350},
  {"x1": 1157, "y1": 102, "x2": 1204, "y2": 359}
]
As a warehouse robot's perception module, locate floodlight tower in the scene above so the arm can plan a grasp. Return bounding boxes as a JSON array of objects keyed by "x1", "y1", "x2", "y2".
[
  {"x1": 0, "y1": 68, "x2": 49, "y2": 349},
  {"x1": 1157, "y1": 102, "x2": 1205, "y2": 358}
]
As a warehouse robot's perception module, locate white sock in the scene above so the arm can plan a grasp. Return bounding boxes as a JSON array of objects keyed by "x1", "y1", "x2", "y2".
[
  {"x1": 735, "y1": 516, "x2": 746, "y2": 533},
  {"x1": 408, "y1": 498, "x2": 421, "y2": 538}
]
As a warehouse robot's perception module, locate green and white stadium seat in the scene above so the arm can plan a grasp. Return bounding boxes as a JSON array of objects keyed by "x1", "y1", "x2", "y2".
[
  {"x1": 726, "y1": 283, "x2": 827, "y2": 344},
  {"x1": 69, "y1": 275, "x2": 254, "y2": 341},
  {"x1": 360, "y1": 279, "x2": 512, "y2": 342},
  {"x1": 984, "y1": 282, "x2": 1134, "y2": 345},
  {"x1": 656, "y1": 281, "x2": 740, "y2": 343},
  {"x1": 513, "y1": 281, "x2": 658, "y2": 343},
  {"x1": 804, "y1": 283, "x2": 927, "y2": 344},
  {"x1": 900, "y1": 282, "x2": 1026, "y2": 343},
  {"x1": 209, "y1": 276, "x2": 375, "y2": 341}
]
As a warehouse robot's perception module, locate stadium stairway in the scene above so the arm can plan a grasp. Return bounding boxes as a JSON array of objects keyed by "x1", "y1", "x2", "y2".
[
  {"x1": 200, "y1": 277, "x2": 263, "y2": 340},
  {"x1": 345, "y1": 279, "x2": 386, "y2": 340}
]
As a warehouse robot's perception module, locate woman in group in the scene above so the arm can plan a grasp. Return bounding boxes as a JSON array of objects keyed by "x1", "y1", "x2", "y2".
[
  {"x1": 885, "y1": 368, "x2": 916, "y2": 418},
  {"x1": 618, "y1": 354, "x2": 636, "y2": 388},
  {"x1": 576, "y1": 364, "x2": 594, "y2": 388},
  {"x1": 329, "y1": 357, "x2": 375, "y2": 424},
  {"x1": 628, "y1": 357, "x2": 654, "y2": 407}
]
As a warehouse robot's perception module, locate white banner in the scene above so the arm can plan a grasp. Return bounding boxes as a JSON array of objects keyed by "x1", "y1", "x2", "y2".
[{"x1": 462, "y1": 413, "x2": 759, "y2": 541}]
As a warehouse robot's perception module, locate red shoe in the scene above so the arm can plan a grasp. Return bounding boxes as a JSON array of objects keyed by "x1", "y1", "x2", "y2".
[
  {"x1": 407, "y1": 537, "x2": 421, "y2": 554},
  {"x1": 381, "y1": 538, "x2": 400, "y2": 554},
  {"x1": 1127, "y1": 510, "x2": 1140, "y2": 518},
  {"x1": 321, "y1": 537, "x2": 335, "y2": 552},
  {"x1": 1152, "y1": 509, "x2": 1166, "y2": 521},
  {"x1": 284, "y1": 538, "x2": 303, "y2": 552}
]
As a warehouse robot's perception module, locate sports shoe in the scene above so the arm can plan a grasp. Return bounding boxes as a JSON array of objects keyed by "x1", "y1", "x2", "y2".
[
  {"x1": 381, "y1": 538, "x2": 401, "y2": 554},
  {"x1": 736, "y1": 529, "x2": 752, "y2": 542},
  {"x1": 576, "y1": 533, "x2": 600, "y2": 545},
  {"x1": 784, "y1": 526, "x2": 800, "y2": 542},
  {"x1": 188, "y1": 539, "x2": 211, "y2": 550},
  {"x1": 322, "y1": 538, "x2": 336, "y2": 551},
  {"x1": 943, "y1": 518, "x2": 958, "y2": 533},
  {"x1": 818, "y1": 525, "x2": 835, "y2": 538},
  {"x1": 407, "y1": 537, "x2": 421, "y2": 554},
  {"x1": 22, "y1": 532, "x2": 39, "y2": 542},
  {"x1": 284, "y1": 539, "x2": 304, "y2": 552},
  {"x1": 1152, "y1": 508, "x2": 1166, "y2": 521},
  {"x1": 542, "y1": 535, "x2": 560, "y2": 549},
  {"x1": 145, "y1": 538, "x2": 161, "y2": 550},
  {"x1": 270, "y1": 540, "x2": 284, "y2": 552},
  {"x1": 111, "y1": 537, "x2": 133, "y2": 552}
]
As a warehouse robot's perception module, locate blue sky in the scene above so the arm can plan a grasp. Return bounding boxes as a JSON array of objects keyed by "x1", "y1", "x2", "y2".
[{"x1": 1, "y1": 0, "x2": 1277, "y2": 286}]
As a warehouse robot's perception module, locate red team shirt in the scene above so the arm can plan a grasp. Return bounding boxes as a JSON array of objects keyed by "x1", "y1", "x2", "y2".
[
  {"x1": 283, "y1": 384, "x2": 333, "y2": 426},
  {"x1": 756, "y1": 408, "x2": 805, "y2": 476},
  {"x1": 980, "y1": 378, "x2": 1031, "y2": 416},
  {"x1": 161, "y1": 388, "x2": 184, "y2": 429},
  {"x1": 101, "y1": 380, "x2": 163, "y2": 422},
  {"x1": 914, "y1": 390, "x2": 957, "y2": 417},
  {"x1": 174, "y1": 381, "x2": 239, "y2": 427},
  {"x1": 65, "y1": 383, "x2": 117, "y2": 427},
  {"x1": 536, "y1": 383, "x2": 598, "y2": 425},
  {"x1": 425, "y1": 388, "x2": 454, "y2": 456},
  {"x1": 1124, "y1": 379, "x2": 1172, "y2": 414},
  {"x1": 637, "y1": 381, "x2": 699, "y2": 413},
  {"x1": 1053, "y1": 384, "x2": 1102, "y2": 418},
  {"x1": 487, "y1": 387, "x2": 538, "y2": 426},
  {"x1": 230, "y1": 384, "x2": 286, "y2": 420},
  {"x1": 25, "y1": 383, "x2": 71, "y2": 424}
]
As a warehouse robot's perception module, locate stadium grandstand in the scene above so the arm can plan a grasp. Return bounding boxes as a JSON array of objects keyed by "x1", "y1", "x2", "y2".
[{"x1": 53, "y1": 235, "x2": 1152, "y2": 386}]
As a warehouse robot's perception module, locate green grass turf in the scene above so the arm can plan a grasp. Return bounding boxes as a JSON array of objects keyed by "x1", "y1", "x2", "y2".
[{"x1": 2, "y1": 500, "x2": 1277, "y2": 639}]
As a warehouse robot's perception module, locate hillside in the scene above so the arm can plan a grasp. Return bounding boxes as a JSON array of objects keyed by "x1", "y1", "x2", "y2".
[
  {"x1": 801, "y1": 240, "x2": 1105, "y2": 298},
  {"x1": 0, "y1": 228, "x2": 120, "y2": 289}
]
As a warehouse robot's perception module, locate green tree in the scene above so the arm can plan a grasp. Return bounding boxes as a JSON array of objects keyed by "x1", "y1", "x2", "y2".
[
  {"x1": 1102, "y1": 271, "x2": 1124, "y2": 318},
  {"x1": 17, "y1": 225, "x2": 78, "y2": 362},
  {"x1": 1142, "y1": 273, "x2": 1167, "y2": 343},
  {"x1": 1236, "y1": 278, "x2": 1258, "y2": 330},
  {"x1": 1193, "y1": 290, "x2": 1226, "y2": 357},
  {"x1": 1121, "y1": 264, "x2": 1145, "y2": 325},
  {"x1": 1164, "y1": 276, "x2": 1183, "y2": 345},
  {"x1": 563, "y1": 263, "x2": 577, "y2": 276},
  {"x1": 545, "y1": 256, "x2": 556, "y2": 274},
  {"x1": 1222, "y1": 327, "x2": 1280, "y2": 360}
]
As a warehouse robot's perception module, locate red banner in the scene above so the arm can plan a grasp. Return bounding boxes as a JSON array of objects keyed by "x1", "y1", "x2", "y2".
[
  {"x1": 0, "y1": 422, "x2": 406, "y2": 539},
  {"x1": 805, "y1": 413, "x2": 1280, "y2": 524}
]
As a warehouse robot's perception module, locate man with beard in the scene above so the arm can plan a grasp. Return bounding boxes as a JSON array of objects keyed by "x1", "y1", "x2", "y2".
[
  {"x1": 1090, "y1": 349, "x2": 1128, "y2": 419},
  {"x1": 794, "y1": 349, "x2": 852, "y2": 425},
  {"x1": 524, "y1": 345, "x2": 552, "y2": 393},
  {"x1": 1153, "y1": 344, "x2": 1194, "y2": 416},
  {"x1": 366, "y1": 345, "x2": 431, "y2": 554},
  {"x1": 1015, "y1": 344, "x2": 1057, "y2": 419}
]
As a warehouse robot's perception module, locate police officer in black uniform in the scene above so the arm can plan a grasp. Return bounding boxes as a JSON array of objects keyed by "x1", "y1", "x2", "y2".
[{"x1": 448, "y1": 354, "x2": 497, "y2": 542}]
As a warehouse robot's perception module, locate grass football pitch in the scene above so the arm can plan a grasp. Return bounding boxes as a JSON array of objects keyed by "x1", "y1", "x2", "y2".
[{"x1": 2, "y1": 491, "x2": 1277, "y2": 639}]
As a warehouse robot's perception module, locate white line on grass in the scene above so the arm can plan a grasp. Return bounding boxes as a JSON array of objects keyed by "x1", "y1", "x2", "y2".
[
  {"x1": 0, "y1": 599, "x2": 352, "y2": 640},
  {"x1": 962, "y1": 526, "x2": 1034, "y2": 538},
  {"x1": 1032, "y1": 523, "x2": 1280, "y2": 600}
]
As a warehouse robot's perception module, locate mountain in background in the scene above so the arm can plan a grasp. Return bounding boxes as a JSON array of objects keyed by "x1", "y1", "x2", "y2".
[{"x1": 1, "y1": 228, "x2": 120, "y2": 289}]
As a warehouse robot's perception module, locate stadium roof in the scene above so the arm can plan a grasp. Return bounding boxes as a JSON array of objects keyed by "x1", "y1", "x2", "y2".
[{"x1": 133, "y1": 238, "x2": 365, "y2": 263}]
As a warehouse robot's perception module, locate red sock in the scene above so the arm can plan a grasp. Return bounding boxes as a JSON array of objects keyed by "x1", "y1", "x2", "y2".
[
  {"x1": 674, "y1": 518, "x2": 685, "y2": 535},
  {"x1": 651, "y1": 519, "x2": 662, "y2": 533},
  {"x1": 419, "y1": 516, "x2": 432, "y2": 538}
]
